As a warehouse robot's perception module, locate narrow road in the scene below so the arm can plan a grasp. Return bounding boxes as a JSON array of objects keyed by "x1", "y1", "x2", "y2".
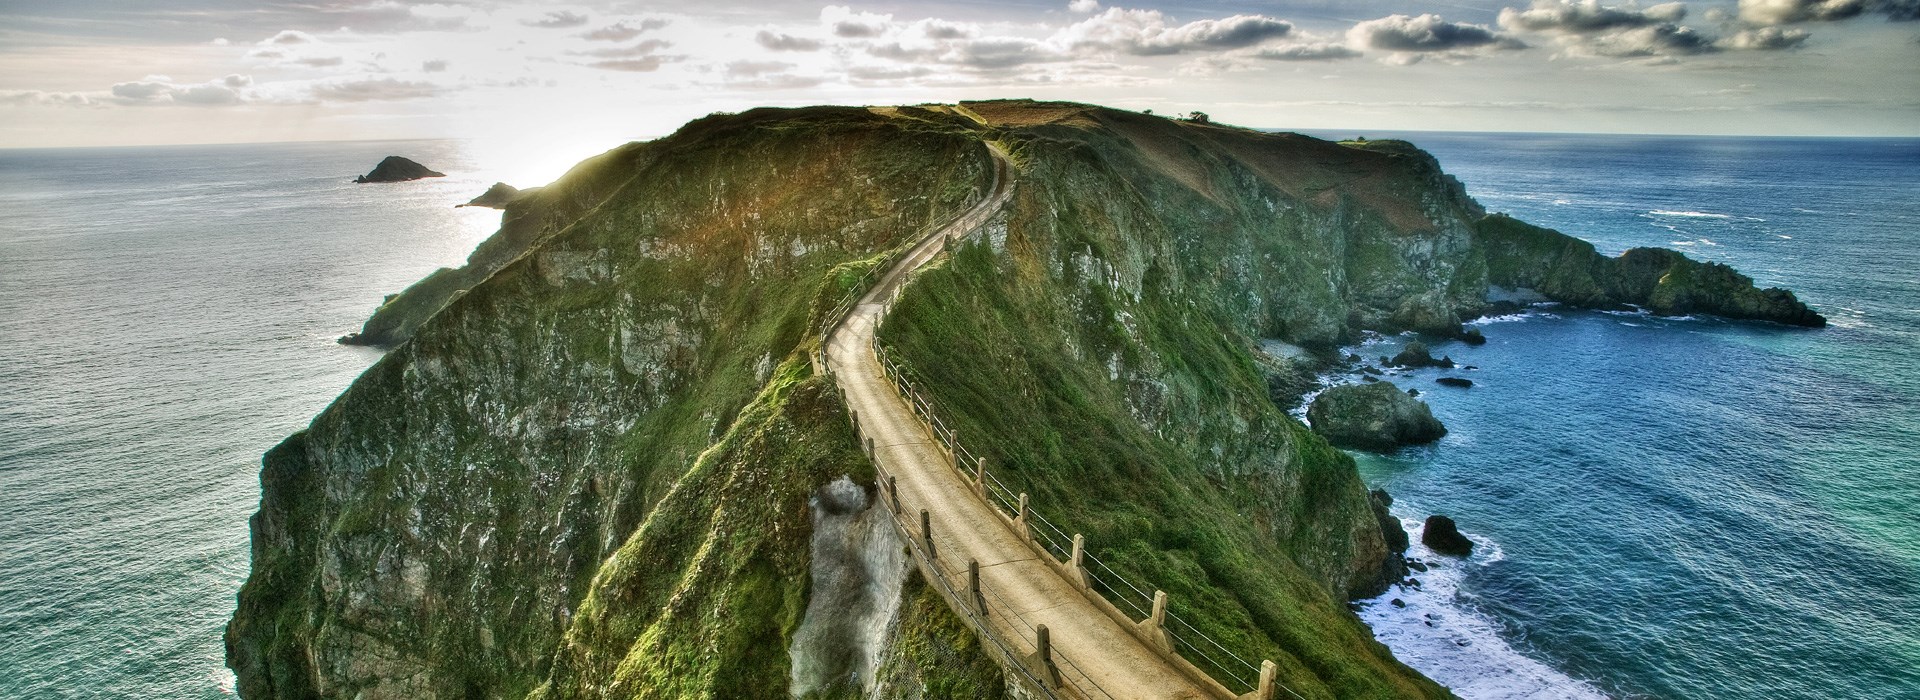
[{"x1": 825, "y1": 141, "x2": 1216, "y2": 700}]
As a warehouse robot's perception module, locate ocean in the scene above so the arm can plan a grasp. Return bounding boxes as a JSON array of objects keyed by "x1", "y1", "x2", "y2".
[{"x1": 1, "y1": 132, "x2": 1915, "y2": 699}]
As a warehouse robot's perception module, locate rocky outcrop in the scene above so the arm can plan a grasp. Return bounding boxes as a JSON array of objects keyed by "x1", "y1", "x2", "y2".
[
  {"x1": 1475, "y1": 213, "x2": 1825, "y2": 327},
  {"x1": 354, "y1": 156, "x2": 444, "y2": 183},
  {"x1": 457, "y1": 182, "x2": 528, "y2": 209},
  {"x1": 1389, "y1": 342, "x2": 1455, "y2": 369},
  {"x1": 1421, "y1": 515, "x2": 1474, "y2": 556},
  {"x1": 1307, "y1": 382, "x2": 1448, "y2": 450}
]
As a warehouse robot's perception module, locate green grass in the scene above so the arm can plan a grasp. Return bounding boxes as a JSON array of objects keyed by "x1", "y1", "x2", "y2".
[{"x1": 874, "y1": 133, "x2": 1449, "y2": 699}]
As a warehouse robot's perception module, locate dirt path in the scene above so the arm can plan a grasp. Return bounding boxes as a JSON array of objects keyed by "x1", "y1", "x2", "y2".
[{"x1": 824, "y1": 142, "x2": 1217, "y2": 700}]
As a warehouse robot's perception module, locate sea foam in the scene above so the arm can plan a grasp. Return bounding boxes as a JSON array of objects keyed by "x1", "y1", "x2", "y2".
[{"x1": 1358, "y1": 517, "x2": 1610, "y2": 700}]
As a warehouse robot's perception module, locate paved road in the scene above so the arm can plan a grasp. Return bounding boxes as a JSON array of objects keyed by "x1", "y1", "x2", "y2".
[{"x1": 824, "y1": 141, "x2": 1217, "y2": 700}]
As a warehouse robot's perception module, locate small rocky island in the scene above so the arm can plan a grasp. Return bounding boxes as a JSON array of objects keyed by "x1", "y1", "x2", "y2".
[
  {"x1": 1308, "y1": 381, "x2": 1448, "y2": 450},
  {"x1": 354, "y1": 156, "x2": 445, "y2": 183}
]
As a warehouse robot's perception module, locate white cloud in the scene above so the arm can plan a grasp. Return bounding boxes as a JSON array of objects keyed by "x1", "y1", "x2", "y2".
[
  {"x1": 523, "y1": 10, "x2": 590, "y2": 29},
  {"x1": 1069, "y1": 0, "x2": 1100, "y2": 12},
  {"x1": 1247, "y1": 42, "x2": 1364, "y2": 61},
  {"x1": 757, "y1": 30, "x2": 823, "y2": 52},
  {"x1": 582, "y1": 19, "x2": 667, "y2": 42},
  {"x1": 422, "y1": 60, "x2": 449, "y2": 72},
  {"x1": 1739, "y1": 0, "x2": 1867, "y2": 24},
  {"x1": 1348, "y1": 14, "x2": 1524, "y2": 54},
  {"x1": 1057, "y1": 8, "x2": 1295, "y2": 55},
  {"x1": 1722, "y1": 26, "x2": 1813, "y2": 48},
  {"x1": 309, "y1": 77, "x2": 441, "y2": 101},
  {"x1": 822, "y1": 6, "x2": 892, "y2": 38},
  {"x1": 261, "y1": 30, "x2": 317, "y2": 45}
]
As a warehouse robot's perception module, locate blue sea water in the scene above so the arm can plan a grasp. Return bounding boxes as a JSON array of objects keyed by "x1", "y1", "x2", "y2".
[
  {"x1": 1302, "y1": 132, "x2": 1920, "y2": 700},
  {"x1": 0, "y1": 133, "x2": 1914, "y2": 699}
]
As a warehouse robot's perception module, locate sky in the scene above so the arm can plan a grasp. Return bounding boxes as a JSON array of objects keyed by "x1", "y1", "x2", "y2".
[{"x1": 2, "y1": 0, "x2": 1916, "y2": 181}]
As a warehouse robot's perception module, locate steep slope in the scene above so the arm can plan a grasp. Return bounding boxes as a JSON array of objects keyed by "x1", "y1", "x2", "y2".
[
  {"x1": 229, "y1": 100, "x2": 1822, "y2": 700},
  {"x1": 228, "y1": 106, "x2": 1000, "y2": 698}
]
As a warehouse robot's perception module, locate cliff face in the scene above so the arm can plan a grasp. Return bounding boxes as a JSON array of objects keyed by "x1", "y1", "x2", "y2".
[
  {"x1": 229, "y1": 107, "x2": 996, "y2": 698},
  {"x1": 230, "y1": 100, "x2": 1821, "y2": 699}
]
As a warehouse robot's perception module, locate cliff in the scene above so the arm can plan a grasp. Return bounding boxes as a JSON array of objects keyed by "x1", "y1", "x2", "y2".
[{"x1": 230, "y1": 100, "x2": 1821, "y2": 699}]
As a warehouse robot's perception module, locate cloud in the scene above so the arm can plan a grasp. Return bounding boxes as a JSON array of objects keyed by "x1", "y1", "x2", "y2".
[
  {"x1": 309, "y1": 77, "x2": 440, "y2": 102},
  {"x1": 1721, "y1": 26, "x2": 1813, "y2": 48},
  {"x1": 590, "y1": 57, "x2": 671, "y2": 72},
  {"x1": 1499, "y1": 1, "x2": 1689, "y2": 33},
  {"x1": 422, "y1": 59, "x2": 449, "y2": 72},
  {"x1": 1058, "y1": 8, "x2": 1294, "y2": 55},
  {"x1": 1069, "y1": 0, "x2": 1100, "y2": 12},
  {"x1": 725, "y1": 60, "x2": 795, "y2": 77},
  {"x1": 1348, "y1": 14, "x2": 1523, "y2": 53},
  {"x1": 1739, "y1": 0, "x2": 1867, "y2": 23},
  {"x1": 757, "y1": 30, "x2": 823, "y2": 51},
  {"x1": 868, "y1": 36, "x2": 1067, "y2": 69},
  {"x1": 524, "y1": 11, "x2": 589, "y2": 29},
  {"x1": 582, "y1": 19, "x2": 667, "y2": 42},
  {"x1": 0, "y1": 90, "x2": 100, "y2": 107},
  {"x1": 1247, "y1": 42, "x2": 1364, "y2": 61},
  {"x1": 1581, "y1": 23, "x2": 1718, "y2": 55},
  {"x1": 294, "y1": 55, "x2": 345, "y2": 68},
  {"x1": 1499, "y1": 2, "x2": 1724, "y2": 57},
  {"x1": 108, "y1": 75, "x2": 251, "y2": 105},
  {"x1": 261, "y1": 30, "x2": 316, "y2": 45},
  {"x1": 576, "y1": 40, "x2": 673, "y2": 58},
  {"x1": 823, "y1": 6, "x2": 892, "y2": 38}
]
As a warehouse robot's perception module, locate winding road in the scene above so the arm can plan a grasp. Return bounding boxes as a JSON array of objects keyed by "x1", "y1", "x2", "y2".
[{"x1": 824, "y1": 139, "x2": 1221, "y2": 700}]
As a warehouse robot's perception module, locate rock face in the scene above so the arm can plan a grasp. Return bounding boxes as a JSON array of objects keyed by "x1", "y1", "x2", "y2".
[
  {"x1": 1422, "y1": 515, "x2": 1474, "y2": 556},
  {"x1": 457, "y1": 182, "x2": 527, "y2": 209},
  {"x1": 1307, "y1": 382, "x2": 1448, "y2": 450},
  {"x1": 354, "y1": 156, "x2": 445, "y2": 183}
]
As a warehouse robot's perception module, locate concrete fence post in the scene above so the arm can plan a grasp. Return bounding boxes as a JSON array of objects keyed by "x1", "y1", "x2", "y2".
[
  {"x1": 1069, "y1": 534, "x2": 1091, "y2": 590},
  {"x1": 865, "y1": 437, "x2": 875, "y2": 458},
  {"x1": 921, "y1": 509, "x2": 936, "y2": 559},
  {"x1": 1252, "y1": 659, "x2": 1278, "y2": 700},
  {"x1": 849, "y1": 409, "x2": 858, "y2": 433},
  {"x1": 968, "y1": 559, "x2": 986, "y2": 615},
  {"x1": 973, "y1": 457, "x2": 986, "y2": 495},
  {"x1": 888, "y1": 475, "x2": 901, "y2": 513},
  {"x1": 1015, "y1": 493, "x2": 1030, "y2": 538},
  {"x1": 1022, "y1": 623, "x2": 1062, "y2": 688},
  {"x1": 1136, "y1": 589, "x2": 1175, "y2": 654}
]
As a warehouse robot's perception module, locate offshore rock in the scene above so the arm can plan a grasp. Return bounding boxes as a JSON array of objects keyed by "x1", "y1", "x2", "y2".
[
  {"x1": 1308, "y1": 382, "x2": 1448, "y2": 450},
  {"x1": 354, "y1": 156, "x2": 445, "y2": 183},
  {"x1": 1436, "y1": 377, "x2": 1474, "y2": 389},
  {"x1": 1422, "y1": 515, "x2": 1474, "y2": 557},
  {"x1": 1389, "y1": 342, "x2": 1454, "y2": 369}
]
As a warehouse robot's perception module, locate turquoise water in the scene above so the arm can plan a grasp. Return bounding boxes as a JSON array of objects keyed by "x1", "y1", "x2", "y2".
[
  {"x1": 1, "y1": 134, "x2": 1914, "y2": 699},
  {"x1": 1313, "y1": 133, "x2": 1920, "y2": 699},
  {"x1": 0, "y1": 141, "x2": 501, "y2": 697}
]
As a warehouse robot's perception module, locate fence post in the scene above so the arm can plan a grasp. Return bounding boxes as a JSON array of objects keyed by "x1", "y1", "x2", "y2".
[
  {"x1": 921, "y1": 509, "x2": 936, "y2": 559},
  {"x1": 968, "y1": 559, "x2": 986, "y2": 615},
  {"x1": 973, "y1": 457, "x2": 986, "y2": 496},
  {"x1": 888, "y1": 475, "x2": 900, "y2": 513},
  {"x1": 1015, "y1": 493, "x2": 1030, "y2": 538},
  {"x1": 1069, "y1": 534, "x2": 1091, "y2": 590},
  {"x1": 849, "y1": 408, "x2": 858, "y2": 433},
  {"x1": 1247, "y1": 659, "x2": 1277, "y2": 700},
  {"x1": 1024, "y1": 624, "x2": 1063, "y2": 689},
  {"x1": 865, "y1": 437, "x2": 875, "y2": 458},
  {"x1": 1136, "y1": 589, "x2": 1175, "y2": 654}
]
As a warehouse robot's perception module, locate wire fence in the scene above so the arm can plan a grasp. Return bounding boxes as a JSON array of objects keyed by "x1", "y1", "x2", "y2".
[{"x1": 871, "y1": 335, "x2": 1306, "y2": 700}]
